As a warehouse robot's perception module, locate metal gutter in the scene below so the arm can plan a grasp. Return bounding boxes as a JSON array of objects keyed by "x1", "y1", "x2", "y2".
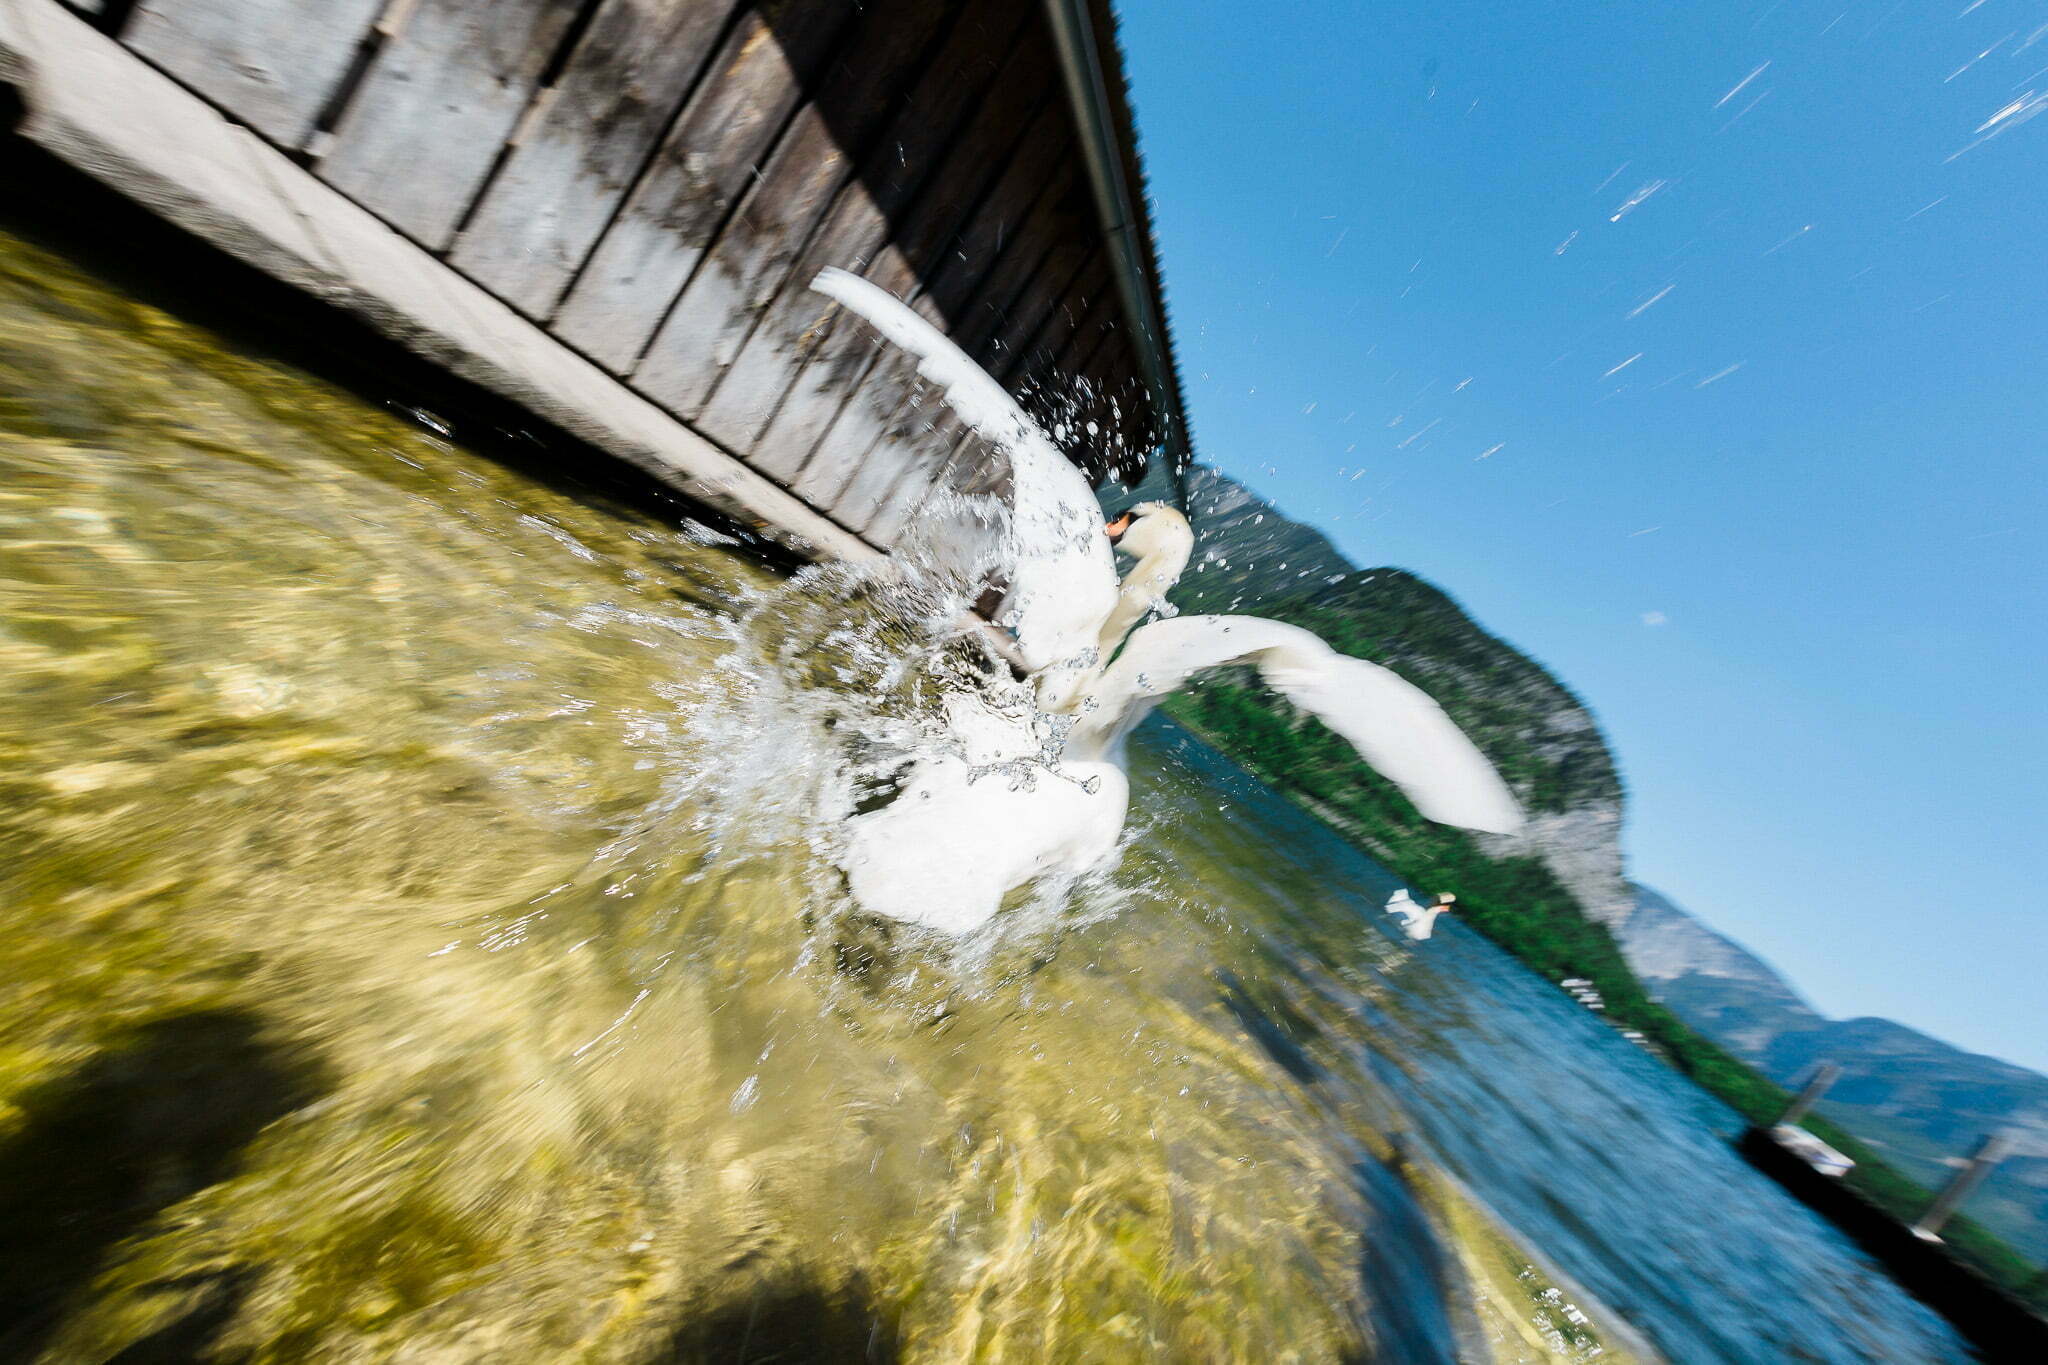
[{"x1": 1041, "y1": 0, "x2": 1192, "y2": 496}]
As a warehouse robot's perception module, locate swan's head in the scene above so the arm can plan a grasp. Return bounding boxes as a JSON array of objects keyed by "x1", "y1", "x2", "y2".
[
  {"x1": 1109, "y1": 502, "x2": 1192, "y2": 564},
  {"x1": 1088, "y1": 502, "x2": 1195, "y2": 668}
]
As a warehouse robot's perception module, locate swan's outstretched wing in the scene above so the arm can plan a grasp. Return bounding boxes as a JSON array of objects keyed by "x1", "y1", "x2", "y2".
[
  {"x1": 808, "y1": 270, "x2": 1115, "y2": 679},
  {"x1": 1069, "y1": 614, "x2": 1524, "y2": 835},
  {"x1": 1384, "y1": 889, "x2": 1422, "y2": 922},
  {"x1": 810, "y1": 269, "x2": 1036, "y2": 451}
]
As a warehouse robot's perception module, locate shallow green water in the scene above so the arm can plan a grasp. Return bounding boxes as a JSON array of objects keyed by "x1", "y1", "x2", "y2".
[
  {"x1": 0, "y1": 226, "x2": 1421, "y2": 1362},
  {"x1": 0, "y1": 226, "x2": 1971, "y2": 1363}
]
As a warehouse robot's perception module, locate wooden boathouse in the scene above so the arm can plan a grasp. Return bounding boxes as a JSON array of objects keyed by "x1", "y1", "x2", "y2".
[{"x1": 0, "y1": 0, "x2": 1190, "y2": 559}]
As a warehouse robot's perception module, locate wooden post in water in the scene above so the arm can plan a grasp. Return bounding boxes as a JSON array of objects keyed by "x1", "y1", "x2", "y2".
[
  {"x1": 1777, "y1": 1061, "x2": 1841, "y2": 1128},
  {"x1": 1912, "y1": 1132, "x2": 2013, "y2": 1242}
]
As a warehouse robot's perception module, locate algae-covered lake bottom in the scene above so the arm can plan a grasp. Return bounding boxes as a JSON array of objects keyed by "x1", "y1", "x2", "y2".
[{"x1": 0, "y1": 224, "x2": 1974, "y2": 1362}]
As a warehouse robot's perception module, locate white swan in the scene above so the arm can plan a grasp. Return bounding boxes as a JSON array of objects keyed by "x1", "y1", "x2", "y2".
[
  {"x1": 809, "y1": 270, "x2": 1523, "y2": 934},
  {"x1": 1384, "y1": 889, "x2": 1455, "y2": 942}
]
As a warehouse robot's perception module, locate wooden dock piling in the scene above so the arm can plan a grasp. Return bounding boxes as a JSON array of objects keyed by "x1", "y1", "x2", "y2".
[{"x1": 1777, "y1": 1061, "x2": 1842, "y2": 1128}]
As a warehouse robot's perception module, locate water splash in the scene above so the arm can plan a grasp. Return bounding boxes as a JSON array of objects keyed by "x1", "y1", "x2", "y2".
[
  {"x1": 1608, "y1": 180, "x2": 1670, "y2": 223},
  {"x1": 1714, "y1": 61, "x2": 1771, "y2": 109}
]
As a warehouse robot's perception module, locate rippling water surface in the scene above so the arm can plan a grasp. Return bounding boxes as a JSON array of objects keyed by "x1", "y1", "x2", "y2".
[{"x1": 0, "y1": 227, "x2": 1972, "y2": 1363}]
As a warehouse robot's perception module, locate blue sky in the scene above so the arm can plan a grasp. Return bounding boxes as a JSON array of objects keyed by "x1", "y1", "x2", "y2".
[{"x1": 1115, "y1": 0, "x2": 2048, "y2": 1073}]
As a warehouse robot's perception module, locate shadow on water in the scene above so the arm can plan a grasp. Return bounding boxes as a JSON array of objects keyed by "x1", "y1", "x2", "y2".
[
  {"x1": 0, "y1": 1010, "x2": 323, "y2": 1362},
  {"x1": 661, "y1": 1273, "x2": 899, "y2": 1365},
  {"x1": 1352, "y1": 1157, "x2": 1464, "y2": 1365},
  {"x1": 1215, "y1": 970, "x2": 1466, "y2": 1363},
  {"x1": 103, "y1": 1270, "x2": 256, "y2": 1365},
  {"x1": 1216, "y1": 967, "x2": 1326, "y2": 1085}
]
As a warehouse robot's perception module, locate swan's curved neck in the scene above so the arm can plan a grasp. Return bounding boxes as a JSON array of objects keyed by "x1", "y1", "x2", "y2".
[{"x1": 1096, "y1": 529, "x2": 1190, "y2": 661}]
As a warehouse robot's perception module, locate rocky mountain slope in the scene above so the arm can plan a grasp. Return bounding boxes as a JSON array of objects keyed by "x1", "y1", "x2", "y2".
[
  {"x1": 1165, "y1": 464, "x2": 1355, "y2": 611},
  {"x1": 1615, "y1": 884, "x2": 2048, "y2": 1263}
]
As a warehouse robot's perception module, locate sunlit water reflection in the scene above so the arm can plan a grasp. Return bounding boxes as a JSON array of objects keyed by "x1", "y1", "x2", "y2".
[{"x1": 0, "y1": 228, "x2": 1971, "y2": 1362}]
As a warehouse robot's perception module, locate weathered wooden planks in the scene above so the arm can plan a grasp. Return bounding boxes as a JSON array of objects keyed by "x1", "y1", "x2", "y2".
[
  {"x1": 705, "y1": 4, "x2": 1036, "y2": 484},
  {"x1": 318, "y1": 0, "x2": 584, "y2": 248},
  {"x1": 124, "y1": 0, "x2": 384, "y2": 146},
  {"x1": 1039, "y1": 322, "x2": 1127, "y2": 477},
  {"x1": 550, "y1": 2, "x2": 852, "y2": 373},
  {"x1": 773, "y1": 36, "x2": 1058, "y2": 508},
  {"x1": 859, "y1": 177, "x2": 1078, "y2": 514},
  {"x1": 983, "y1": 239, "x2": 1100, "y2": 392},
  {"x1": 1022, "y1": 258, "x2": 1117, "y2": 428},
  {"x1": 866, "y1": 241, "x2": 1104, "y2": 541},
  {"x1": 627, "y1": 0, "x2": 955, "y2": 418},
  {"x1": 449, "y1": 0, "x2": 735, "y2": 319},
  {"x1": 845, "y1": 170, "x2": 1086, "y2": 540},
  {"x1": 1047, "y1": 276, "x2": 1125, "y2": 460},
  {"x1": 815, "y1": 113, "x2": 1077, "y2": 530},
  {"x1": 56, "y1": 0, "x2": 1183, "y2": 551},
  {"x1": 1080, "y1": 350, "x2": 1150, "y2": 483},
  {"x1": 835, "y1": 407, "x2": 945, "y2": 542}
]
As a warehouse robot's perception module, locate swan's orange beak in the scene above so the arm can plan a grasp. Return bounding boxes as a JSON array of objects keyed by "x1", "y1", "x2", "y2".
[{"x1": 1104, "y1": 512, "x2": 1133, "y2": 544}]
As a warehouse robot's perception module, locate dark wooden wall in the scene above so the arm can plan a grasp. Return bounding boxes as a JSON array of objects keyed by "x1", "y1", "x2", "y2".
[{"x1": 99, "y1": 0, "x2": 1164, "y2": 547}]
